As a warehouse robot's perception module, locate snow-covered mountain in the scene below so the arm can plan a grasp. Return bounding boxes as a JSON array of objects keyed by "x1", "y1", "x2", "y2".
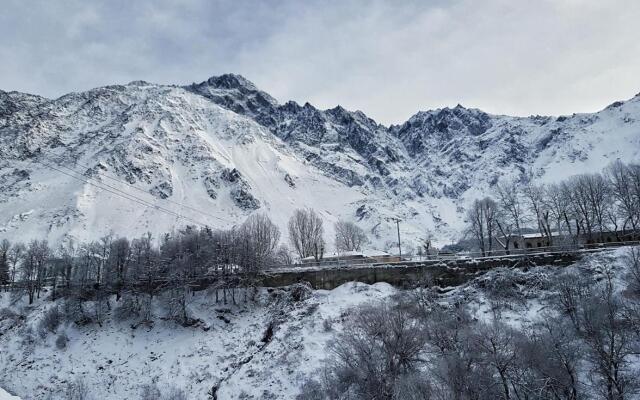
[{"x1": 1, "y1": 74, "x2": 639, "y2": 249}]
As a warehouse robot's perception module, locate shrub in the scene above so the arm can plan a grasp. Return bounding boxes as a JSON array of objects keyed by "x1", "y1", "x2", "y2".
[
  {"x1": 65, "y1": 379, "x2": 92, "y2": 400},
  {"x1": 114, "y1": 295, "x2": 143, "y2": 321},
  {"x1": 625, "y1": 247, "x2": 640, "y2": 297},
  {"x1": 63, "y1": 298, "x2": 91, "y2": 326},
  {"x1": 38, "y1": 306, "x2": 61, "y2": 337},
  {"x1": 296, "y1": 379, "x2": 324, "y2": 400},
  {"x1": 323, "y1": 302, "x2": 428, "y2": 398},
  {"x1": 289, "y1": 282, "x2": 312, "y2": 302},
  {"x1": 322, "y1": 318, "x2": 333, "y2": 332},
  {"x1": 139, "y1": 384, "x2": 161, "y2": 400},
  {"x1": 163, "y1": 387, "x2": 188, "y2": 400},
  {"x1": 0, "y1": 307, "x2": 18, "y2": 321},
  {"x1": 139, "y1": 384, "x2": 187, "y2": 400},
  {"x1": 56, "y1": 332, "x2": 69, "y2": 350},
  {"x1": 20, "y1": 325, "x2": 36, "y2": 348}
]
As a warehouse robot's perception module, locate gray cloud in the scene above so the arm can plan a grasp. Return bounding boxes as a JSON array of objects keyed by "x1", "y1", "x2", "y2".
[{"x1": 1, "y1": 0, "x2": 639, "y2": 124}]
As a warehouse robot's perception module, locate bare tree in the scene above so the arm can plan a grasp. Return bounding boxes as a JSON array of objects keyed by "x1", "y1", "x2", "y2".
[
  {"x1": 109, "y1": 237, "x2": 131, "y2": 301},
  {"x1": 0, "y1": 239, "x2": 9, "y2": 287},
  {"x1": 162, "y1": 233, "x2": 194, "y2": 325},
  {"x1": 233, "y1": 214, "x2": 281, "y2": 301},
  {"x1": 58, "y1": 239, "x2": 77, "y2": 295},
  {"x1": 320, "y1": 303, "x2": 428, "y2": 399},
  {"x1": 546, "y1": 182, "x2": 577, "y2": 244},
  {"x1": 564, "y1": 174, "x2": 611, "y2": 243},
  {"x1": 20, "y1": 240, "x2": 50, "y2": 304},
  {"x1": 288, "y1": 208, "x2": 325, "y2": 261},
  {"x1": 334, "y1": 220, "x2": 368, "y2": 253},
  {"x1": 524, "y1": 182, "x2": 554, "y2": 245},
  {"x1": 418, "y1": 303, "x2": 496, "y2": 400},
  {"x1": 466, "y1": 197, "x2": 498, "y2": 256},
  {"x1": 625, "y1": 247, "x2": 640, "y2": 298},
  {"x1": 496, "y1": 181, "x2": 526, "y2": 235},
  {"x1": 472, "y1": 321, "x2": 520, "y2": 400},
  {"x1": 130, "y1": 233, "x2": 160, "y2": 321},
  {"x1": 585, "y1": 173, "x2": 611, "y2": 241},
  {"x1": 579, "y1": 269, "x2": 638, "y2": 400},
  {"x1": 419, "y1": 231, "x2": 433, "y2": 258},
  {"x1": 494, "y1": 209, "x2": 517, "y2": 254},
  {"x1": 240, "y1": 213, "x2": 281, "y2": 271},
  {"x1": 275, "y1": 244, "x2": 293, "y2": 267},
  {"x1": 7, "y1": 242, "x2": 24, "y2": 289},
  {"x1": 521, "y1": 315, "x2": 584, "y2": 399},
  {"x1": 607, "y1": 161, "x2": 639, "y2": 234}
]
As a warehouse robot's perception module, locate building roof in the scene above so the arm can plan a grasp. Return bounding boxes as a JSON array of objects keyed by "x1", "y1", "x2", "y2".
[
  {"x1": 301, "y1": 249, "x2": 391, "y2": 261},
  {"x1": 520, "y1": 231, "x2": 562, "y2": 239}
]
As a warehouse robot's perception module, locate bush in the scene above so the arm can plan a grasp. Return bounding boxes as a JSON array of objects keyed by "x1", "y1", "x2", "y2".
[
  {"x1": 163, "y1": 387, "x2": 188, "y2": 400},
  {"x1": 56, "y1": 332, "x2": 69, "y2": 350},
  {"x1": 0, "y1": 307, "x2": 18, "y2": 321},
  {"x1": 114, "y1": 295, "x2": 143, "y2": 321},
  {"x1": 480, "y1": 268, "x2": 552, "y2": 304},
  {"x1": 322, "y1": 318, "x2": 333, "y2": 332},
  {"x1": 20, "y1": 325, "x2": 36, "y2": 348},
  {"x1": 296, "y1": 379, "x2": 324, "y2": 400},
  {"x1": 625, "y1": 247, "x2": 640, "y2": 297},
  {"x1": 63, "y1": 298, "x2": 91, "y2": 326},
  {"x1": 322, "y1": 302, "x2": 428, "y2": 399},
  {"x1": 38, "y1": 306, "x2": 61, "y2": 337},
  {"x1": 139, "y1": 383, "x2": 187, "y2": 400},
  {"x1": 65, "y1": 379, "x2": 92, "y2": 400},
  {"x1": 139, "y1": 384, "x2": 161, "y2": 400},
  {"x1": 289, "y1": 282, "x2": 312, "y2": 302}
]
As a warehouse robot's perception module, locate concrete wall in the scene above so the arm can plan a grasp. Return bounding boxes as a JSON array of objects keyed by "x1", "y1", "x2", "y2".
[{"x1": 260, "y1": 252, "x2": 581, "y2": 290}]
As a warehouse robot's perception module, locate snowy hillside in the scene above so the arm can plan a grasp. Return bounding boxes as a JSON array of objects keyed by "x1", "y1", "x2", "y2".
[
  {"x1": 1, "y1": 247, "x2": 637, "y2": 399},
  {"x1": 1, "y1": 75, "x2": 639, "y2": 248},
  {"x1": 0, "y1": 281, "x2": 397, "y2": 399}
]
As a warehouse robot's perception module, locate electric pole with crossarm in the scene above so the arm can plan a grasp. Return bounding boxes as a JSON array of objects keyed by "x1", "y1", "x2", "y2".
[{"x1": 391, "y1": 217, "x2": 402, "y2": 259}]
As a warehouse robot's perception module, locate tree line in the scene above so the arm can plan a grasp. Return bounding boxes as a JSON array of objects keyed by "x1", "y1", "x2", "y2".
[
  {"x1": 466, "y1": 161, "x2": 640, "y2": 255},
  {"x1": 0, "y1": 209, "x2": 370, "y2": 321},
  {"x1": 300, "y1": 248, "x2": 640, "y2": 400}
]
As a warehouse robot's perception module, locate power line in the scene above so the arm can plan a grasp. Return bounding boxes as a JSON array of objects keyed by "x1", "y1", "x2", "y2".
[
  {"x1": 41, "y1": 152, "x2": 234, "y2": 224},
  {"x1": 32, "y1": 157, "x2": 220, "y2": 229},
  {"x1": 35, "y1": 157, "x2": 206, "y2": 227},
  {"x1": 390, "y1": 217, "x2": 402, "y2": 259},
  {"x1": 36, "y1": 150, "x2": 235, "y2": 225}
]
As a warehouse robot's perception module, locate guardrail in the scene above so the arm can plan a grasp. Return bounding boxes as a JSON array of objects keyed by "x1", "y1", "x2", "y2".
[{"x1": 264, "y1": 240, "x2": 640, "y2": 272}]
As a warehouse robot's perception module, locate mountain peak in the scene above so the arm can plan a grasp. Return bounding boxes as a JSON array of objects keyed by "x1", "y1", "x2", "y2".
[{"x1": 204, "y1": 73, "x2": 258, "y2": 91}]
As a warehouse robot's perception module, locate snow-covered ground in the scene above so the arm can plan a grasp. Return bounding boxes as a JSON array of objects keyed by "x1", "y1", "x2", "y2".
[
  {"x1": 0, "y1": 247, "x2": 637, "y2": 399},
  {"x1": 0, "y1": 282, "x2": 396, "y2": 399},
  {"x1": 0, "y1": 388, "x2": 20, "y2": 400},
  {"x1": 2, "y1": 76, "x2": 639, "y2": 251}
]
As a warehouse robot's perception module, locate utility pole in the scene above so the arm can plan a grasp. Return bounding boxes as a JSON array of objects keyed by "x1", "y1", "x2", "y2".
[{"x1": 392, "y1": 217, "x2": 402, "y2": 259}]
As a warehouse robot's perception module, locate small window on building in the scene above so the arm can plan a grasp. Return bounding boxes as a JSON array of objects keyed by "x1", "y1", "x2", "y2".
[
  {"x1": 526, "y1": 243, "x2": 532, "y2": 248},
  {"x1": 514, "y1": 242, "x2": 519, "y2": 249},
  {"x1": 537, "y1": 242, "x2": 542, "y2": 247}
]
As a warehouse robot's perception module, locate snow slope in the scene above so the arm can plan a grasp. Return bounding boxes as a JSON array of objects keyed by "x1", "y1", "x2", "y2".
[
  {"x1": 0, "y1": 84, "x2": 369, "y2": 246},
  {"x1": 0, "y1": 388, "x2": 20, "y2": 400},
  {"x1": 0, "y1": 247, "x2": 636, "y2": 399},
  {"x1": 0, "y1": 282, "x2": 396, "y2": 399},
  {"x1": 1, "y1": 76, "x2": 639, "y2": 249}
]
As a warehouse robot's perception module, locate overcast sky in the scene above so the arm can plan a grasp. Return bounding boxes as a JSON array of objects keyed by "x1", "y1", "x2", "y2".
[{"x1": 2, "y1": 0, "x2": 639, "y2": 125}]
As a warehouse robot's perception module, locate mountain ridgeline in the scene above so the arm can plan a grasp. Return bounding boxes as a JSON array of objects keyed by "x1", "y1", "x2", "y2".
[{"x1": 1, "y1": 74, "x2": 639, "y2": 247}]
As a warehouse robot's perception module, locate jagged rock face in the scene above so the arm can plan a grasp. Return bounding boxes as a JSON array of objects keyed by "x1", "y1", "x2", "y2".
[
  {"x1": 186, "y1": 77, "x2": 410, "y2": 188},
  {"x1": 389, "y1": 98, "x2": 640, "y2": 204},
  {"x1": 1, "y1": 75, "x2": 639, "y2": 248},
  {"x1": 393, "y1": 106, "x2": 493, "y2": 157},
  {"x1": 187, "y1": 74, "x2": 279, "y2": 121}
]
